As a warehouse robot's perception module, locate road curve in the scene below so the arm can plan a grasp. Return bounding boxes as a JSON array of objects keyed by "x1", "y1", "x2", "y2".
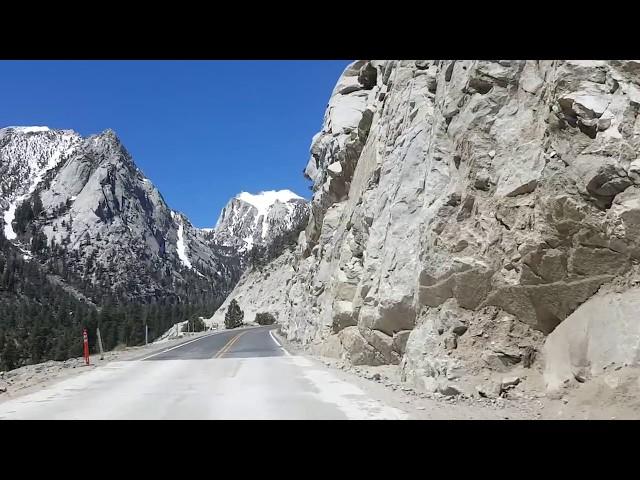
[{"x1": 0, "y1": 326, "x2": 407, "y2": 420}]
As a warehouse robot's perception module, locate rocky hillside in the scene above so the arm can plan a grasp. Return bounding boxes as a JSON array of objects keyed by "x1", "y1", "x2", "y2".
[{"x1": 216, "y1": 60, "x2": 640, "y2": 396}]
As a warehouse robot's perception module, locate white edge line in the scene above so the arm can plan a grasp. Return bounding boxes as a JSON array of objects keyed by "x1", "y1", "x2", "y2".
[{"x1": 269, "y1": 330, "x2": 292, "y2": 357}]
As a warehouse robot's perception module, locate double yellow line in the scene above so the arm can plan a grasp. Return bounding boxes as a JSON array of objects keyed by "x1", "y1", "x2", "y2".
[{"x1": 214, "y1": 331, "x2": 247, "y2": 359}]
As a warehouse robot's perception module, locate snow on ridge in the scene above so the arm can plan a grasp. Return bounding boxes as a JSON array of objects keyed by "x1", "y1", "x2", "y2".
[
  {"x1": 236, "y1": 190, "x2": 304, "y2": 239},
  {"x1": 236, "y1": 190, "x2": 303, "y2": 216},
  {"x1": 6, "y1": 126, "x2": 51, "y2": 134}
]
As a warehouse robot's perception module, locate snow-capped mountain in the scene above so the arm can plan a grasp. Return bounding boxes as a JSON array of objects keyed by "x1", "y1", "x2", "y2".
[
  {"x1": 208, "y1": 189, "x2": 309, "y2": 256},
  {"x1": 0, "y1": 126, "x2": 240, "y2": 304}
]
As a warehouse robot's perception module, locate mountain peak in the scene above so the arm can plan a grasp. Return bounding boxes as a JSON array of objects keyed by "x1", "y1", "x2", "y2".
[{"x1": 91, "y1": 128, "x2": 121, "y2": 143}]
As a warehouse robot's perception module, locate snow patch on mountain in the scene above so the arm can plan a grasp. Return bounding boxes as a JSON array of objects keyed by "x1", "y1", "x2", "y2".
[
  {"x1": 3, "y1": 204, "x2": 18, "y2": 240},
  {"x1": 171, "y1": 212, "x2": 192, "y2": 270},
  {"x1": 1, "y1": 127, "x2": 81, "y2": 240},
  {"x1": 176, "y1": 222, "x2": 192, "y2": 269},
  {"x1": 242, "y1": 235, "x2": 254, "y2": 251}
]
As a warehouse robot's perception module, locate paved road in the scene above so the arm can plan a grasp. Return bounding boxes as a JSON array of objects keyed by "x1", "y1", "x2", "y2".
[
  {"x1": 143, "y1": 326, "x2": 287, "y2": 361},
  {"x1": 0, "y1": 326, "x2": 407, "y2": 420}
]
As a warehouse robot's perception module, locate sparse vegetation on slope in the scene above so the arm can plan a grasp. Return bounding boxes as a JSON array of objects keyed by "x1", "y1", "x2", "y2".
[{"x1": 255, "y1": 312, "x2": 276, "y2": 325}]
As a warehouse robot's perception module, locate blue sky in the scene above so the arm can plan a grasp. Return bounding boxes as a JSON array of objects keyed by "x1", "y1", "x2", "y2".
[{"x1": 0, "y1": 60, "x2": 351, "y2": 227}]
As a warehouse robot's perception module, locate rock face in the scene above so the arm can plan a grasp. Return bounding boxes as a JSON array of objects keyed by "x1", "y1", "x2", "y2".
[
  {"x1": 217, "y1": 60, "x2": 640, "y2": 388},
  {"x1": 0, "y1": 127, "x2": 239, "y2": 304}
]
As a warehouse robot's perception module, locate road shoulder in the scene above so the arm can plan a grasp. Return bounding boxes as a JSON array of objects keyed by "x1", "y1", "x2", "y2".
[{"x1": 272, "y1": 329, "x2": 544, "y2": 420}]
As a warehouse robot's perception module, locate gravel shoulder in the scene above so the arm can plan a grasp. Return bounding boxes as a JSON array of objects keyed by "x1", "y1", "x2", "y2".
[
  {"x1": 273, "y1": 330, "x2": 640, "y2": 420},
  {"x1": 275, "y1": 332, "x2": 542, "y2": 419}
]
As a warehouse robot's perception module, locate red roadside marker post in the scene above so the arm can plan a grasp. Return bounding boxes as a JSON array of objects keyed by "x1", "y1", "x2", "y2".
[{"x1": 83, "y1": 328, "x2": 90, "y2": 366}]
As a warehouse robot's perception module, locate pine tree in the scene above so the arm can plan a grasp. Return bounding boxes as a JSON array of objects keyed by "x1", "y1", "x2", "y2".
[{"x1": 224, "y1": 299, "x2": 244, "y2": 329}]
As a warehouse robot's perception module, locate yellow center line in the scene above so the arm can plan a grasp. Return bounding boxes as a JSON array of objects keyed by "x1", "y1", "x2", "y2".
[{"x1": 214, "y1": 331, "x2": 247, "y2": 359}]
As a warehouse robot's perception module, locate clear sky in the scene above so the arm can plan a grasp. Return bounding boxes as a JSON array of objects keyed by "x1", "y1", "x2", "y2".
[{"x1": 0, "y1": 60, "x2": 351, "y2": 227}]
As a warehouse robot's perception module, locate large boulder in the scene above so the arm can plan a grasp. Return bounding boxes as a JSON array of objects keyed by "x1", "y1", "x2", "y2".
[{"x1": 544, "y1": 288, "x2": 640, "y2": 391}]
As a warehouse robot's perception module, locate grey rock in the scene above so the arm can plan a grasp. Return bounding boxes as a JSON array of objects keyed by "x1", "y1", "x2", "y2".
[
  {"x1": 451, "y1": 324, "x2": 468, "y2": 336},
  {"x1": 501, "y1": 376, "x2": 521, "y2": 389},
  {"x1": 443, "y1": 333, "x2": 458, "y2": 350},
  {"x1": 392, "y1": 330, "x2": 412, "y2": 355},
  {"x1": 476, "y1": 381, "x2": 502, "y2": 399},
  {"x1": 437, "y1": 383, "x2": 462, "y2": 397}
]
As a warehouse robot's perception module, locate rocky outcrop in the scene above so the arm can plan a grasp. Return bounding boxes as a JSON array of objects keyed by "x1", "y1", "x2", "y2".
[{"x1": 217, "y1": 60, "x2": 640, "y2": 390}]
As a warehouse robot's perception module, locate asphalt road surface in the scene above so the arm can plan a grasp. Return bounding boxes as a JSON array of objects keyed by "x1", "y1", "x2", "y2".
[{"x1": 0, "y1": 326, "x2": 407, "y2": 420}]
